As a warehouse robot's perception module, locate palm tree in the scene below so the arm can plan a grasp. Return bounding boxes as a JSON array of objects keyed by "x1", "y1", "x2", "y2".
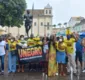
[
  {"x1": 53, "y1": 24, "x2": 56, "y2": 28},
  {"x1": 64, "y1": 22, "x2": 67, "y2": 27},
  {"x1": 58, "y1": 23, "x2": 62, "y2": 28},
  {"x1": 57, "y1": 23, "x2": 62, "y2": 34},
  {"x1": 58, "y1": 23, "x2": 62, "y2": 31}
]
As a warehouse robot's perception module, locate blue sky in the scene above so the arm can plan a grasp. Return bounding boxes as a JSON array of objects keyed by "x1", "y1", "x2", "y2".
[{"x1": 26, "y1": 0, "x2": 85, "y2": 25}]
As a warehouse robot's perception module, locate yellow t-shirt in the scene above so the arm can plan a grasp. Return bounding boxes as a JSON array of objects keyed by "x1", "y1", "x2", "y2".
[
  {"x1": 56, "y1": 42, "x2": 67, "y2": 52},
  {"x1": 27, "y1": 39, "x2": 35, "y2": 46},
  {"x1": 37, "y1": 41, "x2": 42, "y2": 45},
  {"x1": 8, "y1": 41, "x2": 17, "y2": 51},
  {"x1": 64, "y1": 38, "x2": 75, "y2": 54},
  {"x1": 33, "y1": 37, "x2": 42, "y2": 45},
  {"x1": 17, "y1": 40, "x2": 20, "y2": 43}
]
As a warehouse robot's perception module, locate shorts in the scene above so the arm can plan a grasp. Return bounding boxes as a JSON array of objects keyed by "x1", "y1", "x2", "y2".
[
  {"x1": 75, "y1": 51, "x2": 82, "y2": 62},
  {"x1": 56, "y1": 51, "x2": 66, "y2": 64}
]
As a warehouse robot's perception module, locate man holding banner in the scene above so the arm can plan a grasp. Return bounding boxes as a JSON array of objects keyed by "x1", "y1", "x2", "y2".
[
  {"x1": 17, "y1": 35, "x2": 43, "y2": 72},
  {"x1": 17, "y1": 35, "x2": 27, "y2": 72}
]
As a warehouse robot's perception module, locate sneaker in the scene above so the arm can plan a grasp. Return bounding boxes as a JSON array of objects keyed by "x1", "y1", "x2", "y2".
[
  {"x1": 0, "y1": 72, "x2": 4, "y2": 75},
  {"x1": 59, "y1": 73, "x2": 62, "y2": 76},
  {"x1": 42, "y1": 73, "x2": 45, "y2": 77},
  {"x1": 21, "y1": 69, "x2": 24, "y2": 72},
  {"x1": 46, "y1": 74, "x2": 48, "y2": 79},
  {"x1": 73, "y1": 73, "x2": 77, "y2": 76},
  {"x1": 1, "y1": 71, "x2": 4, "y2": 73},
  {"x1": 63, "y1": 73, "x2": 66, "y2": 77},
  {"x1": 56, "y1": 73, "x2": 58, "y2": 76},
  {"x1": 76, "y1": 66, "x2": 78, "y2": 69},
  {"x1": 8, "y1": 71, "x2": 12, "y2": 74},
  {"x1": 67, "y1": 72, "x2": 71, "y2": 75},
  {"x1": 82, "y1": 70, "x2": 85, "y2": 73},
  {"x1": 17, "y1": 69, "x2": 20, "y2": 72},
  {"x1": 29, "y1": 69, "x2": 33, "y2": 71}
]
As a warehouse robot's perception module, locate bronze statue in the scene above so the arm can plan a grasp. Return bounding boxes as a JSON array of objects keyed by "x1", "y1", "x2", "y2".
[{"x1": 24, "y1": 10, "x2": 33, "y2": 36}]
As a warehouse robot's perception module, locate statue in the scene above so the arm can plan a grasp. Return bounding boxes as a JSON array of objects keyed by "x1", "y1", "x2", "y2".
[{"x1": 24, "y1": 10, "x2": 33, "y2": 36}]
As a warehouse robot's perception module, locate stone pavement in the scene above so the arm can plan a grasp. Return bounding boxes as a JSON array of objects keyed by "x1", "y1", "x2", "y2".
[
  {"x1": 0, "y1": 56, "x2": 85, "y2": 80},
  {"x1": 0, "y1": 72, "x2": 85, "y2": 80}
]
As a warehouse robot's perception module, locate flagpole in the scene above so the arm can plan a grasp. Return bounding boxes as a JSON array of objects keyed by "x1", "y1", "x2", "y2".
[{"x1": 31, "y1": 3, "x2": 34, "y2": 35}]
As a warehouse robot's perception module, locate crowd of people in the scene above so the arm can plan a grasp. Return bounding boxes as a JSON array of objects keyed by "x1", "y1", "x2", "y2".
[{"x1": 0, "y1": 32, "x2": 85, "y2": 77}]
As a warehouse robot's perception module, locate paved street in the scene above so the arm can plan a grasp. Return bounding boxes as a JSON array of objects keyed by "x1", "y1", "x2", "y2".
[
  {"x1": 0, "y1": 56, "x2": 84, "y2": 80},
  {"x1": 0, "y1": 71, "x2": 85, "y2": 80}
]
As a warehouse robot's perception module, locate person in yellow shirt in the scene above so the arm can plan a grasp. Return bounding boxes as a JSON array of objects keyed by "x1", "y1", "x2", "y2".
[
  {"x1": 27, "y1": 38, "x2": 35, "y2": 47},
  {"x1": 64, "y1": 33, "x2": 77, "y2": 76},
  {"x1": 56, "y1": 36, "x2": 67, "y2": 76},
  {"x1": 64, "y1": 37, "x2": 75, "y2": 54},
  {"x1": 8, "y1": 37, "x2": 17, "y2": 73},
  {"x1": 33, "y1": 37, "x2": 42, "y2": 46},
  {"x1": 17, "y1": 35, "x2": 27, "y2": 72}
]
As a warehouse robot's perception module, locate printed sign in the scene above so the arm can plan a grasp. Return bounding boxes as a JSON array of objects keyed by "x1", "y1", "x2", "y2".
[{"x1": 18, "y1": 46, "x2": 43, "y2": 62}]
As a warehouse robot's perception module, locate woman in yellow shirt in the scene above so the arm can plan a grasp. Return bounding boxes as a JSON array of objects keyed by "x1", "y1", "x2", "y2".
[
  {"x1": 56, "y1": 36, "x2": 67, "y2": 76},
  {"x1": 8, "y1": 37, "x2": 17, "y2": 73}
]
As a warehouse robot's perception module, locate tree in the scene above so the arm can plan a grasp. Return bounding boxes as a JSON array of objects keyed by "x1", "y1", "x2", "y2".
[
  {"x1": 58, "y1": 23, "x2": 62, "y2": 27},
  {"x1": 53, "y1": 24, "x2": 56, "y2": 27},
  {"x1": 0, "y1": 0, "x2": 26, "y2": 33},
  {"x1": 64, "y1": 22, "x2": 67, "y2": 27}
]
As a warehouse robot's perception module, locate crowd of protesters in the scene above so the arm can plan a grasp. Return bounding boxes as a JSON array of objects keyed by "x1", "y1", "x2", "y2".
[{"x1": 0, "y1": 31, "x2": 85, "y2": 77}]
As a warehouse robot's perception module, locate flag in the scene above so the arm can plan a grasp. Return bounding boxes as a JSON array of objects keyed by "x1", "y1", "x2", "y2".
[{"x1": 66, "y1": 28, "x2": 72, "y2": 35}]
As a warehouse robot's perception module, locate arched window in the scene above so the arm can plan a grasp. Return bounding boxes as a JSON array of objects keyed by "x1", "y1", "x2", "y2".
[
  {"x1": 49, "y1": 10, "x2": 51, "y2": 14},
  {"x1": 41, "y1": 22, "x2": 43, "y2": 26},
  {"x1": 34, "y1": 22, "x2": 37, "y2": 26},
  {"x1": 47, "y1": 22, "x2": 50, "y2": 30},
  {"x1": 46, "y1": 10, "x2": 48, "y2": 14}
]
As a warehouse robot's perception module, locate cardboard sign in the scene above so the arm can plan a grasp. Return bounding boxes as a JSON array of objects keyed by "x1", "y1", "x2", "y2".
[{"x1": 18, "y1": 46, "x2": 43, "y2": 62}]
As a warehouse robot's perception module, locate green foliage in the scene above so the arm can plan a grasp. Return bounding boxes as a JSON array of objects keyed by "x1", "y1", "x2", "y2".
[
  {"x1": 64, "y1": 22, "x2": 67, "y2": 26},
  {"x1": 53, "y1": 24, "x2": 56, "y2": 27},
  {"x1": 0, "y1": 0, "x2": 26, "y2": 28},
  {"x1": 58, "y1": 23, "x2": 62, "y2": 26}
]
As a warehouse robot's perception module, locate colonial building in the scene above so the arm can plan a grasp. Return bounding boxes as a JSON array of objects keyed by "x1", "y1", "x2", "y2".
[
  {"x1": 28, "y1": 4, "x2": 53, "y2": 36},
  {"x1": 68, "y1": 16, "x2": 84, "y2": 27},
  {"x1": 68, "y1": 16, "x2": 84, "y2": 32},
  {"x1": 4, "y1": 4, "x2": 53, "y2": 37},
  {"x1": 73, "y1": 19, "x2": 85, "y2": 33}
]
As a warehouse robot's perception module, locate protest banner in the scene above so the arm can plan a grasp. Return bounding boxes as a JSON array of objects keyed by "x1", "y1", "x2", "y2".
[{"x1": 18, "y1": 45, "x2": 43, "y2": 62}]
